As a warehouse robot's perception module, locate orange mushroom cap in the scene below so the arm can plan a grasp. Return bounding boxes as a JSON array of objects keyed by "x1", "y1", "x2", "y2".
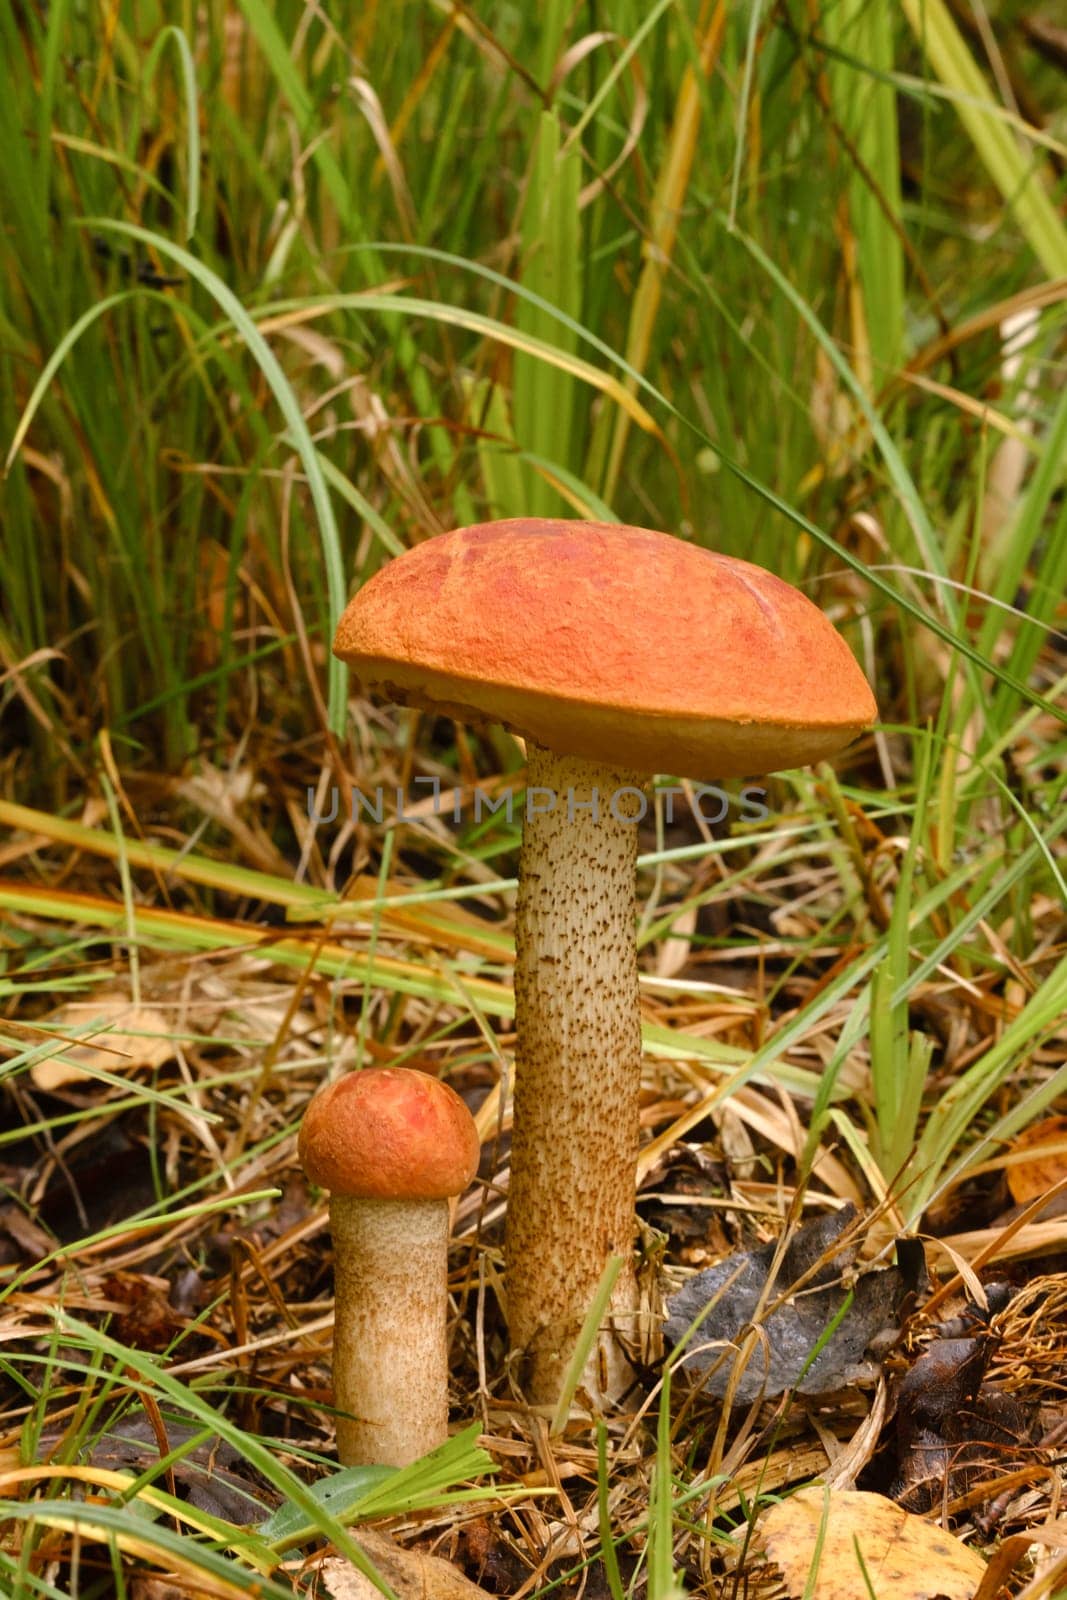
[
  {"x1": 333, "y1": 519, "x2": 877, "y2": 779},
  {"x1": 299, "y1": 1067, "x2": 480, "y2": 1200}
]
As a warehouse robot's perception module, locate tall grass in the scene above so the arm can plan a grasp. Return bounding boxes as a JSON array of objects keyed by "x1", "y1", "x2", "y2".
[{"x1": 6, "y1": 0, "x2": 1061, "y2": 761}]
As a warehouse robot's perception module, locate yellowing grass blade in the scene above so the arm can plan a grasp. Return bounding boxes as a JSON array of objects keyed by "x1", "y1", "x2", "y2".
[
  {"x1": 823, "y1": 0, "x2": 905, "y2": 387},
  {"x1": 0, "y1": 878, "x2": 513, "y2": 1015},
  {"x1": 900, "y1": 0, "x2": 1067, "y2": 277},
  {"x1": 592, "y1": 1, "x2": 726, "y2": 503}
]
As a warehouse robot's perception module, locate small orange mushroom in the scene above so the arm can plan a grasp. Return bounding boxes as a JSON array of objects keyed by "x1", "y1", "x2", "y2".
[{"x1": 299, "y1": 1066, "x2": 480, "y2": 1466}]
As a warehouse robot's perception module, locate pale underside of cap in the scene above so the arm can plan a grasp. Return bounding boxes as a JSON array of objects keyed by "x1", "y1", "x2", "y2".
[{"x1": 334, "y1": 520, "x2": 877, "y2": 780}]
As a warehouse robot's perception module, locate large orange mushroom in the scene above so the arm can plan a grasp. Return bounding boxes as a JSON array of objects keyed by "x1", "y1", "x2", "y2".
[{"x1": 334, "y1": 519, "x2": 876, "y2": 1403}]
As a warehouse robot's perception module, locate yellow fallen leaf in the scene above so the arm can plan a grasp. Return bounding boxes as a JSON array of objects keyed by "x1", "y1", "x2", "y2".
[
  {"x1": 320, "y1": 1528, "x2": 494, "y2": 1600},
  {"x1": 1006, "y1": 1115, "x2": 1067, "y2": 1202},
  {"x1": 30, "y1": 997, "x2": 177, "y2": 1089},
  {"x1": 760, "y1": 1486, "x2": 986, "y2": 1600}
]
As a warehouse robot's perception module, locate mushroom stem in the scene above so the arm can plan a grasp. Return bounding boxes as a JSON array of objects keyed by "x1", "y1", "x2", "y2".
[
  {"x1": 329, "y1": 1194, "x2": 450, "y2": 1466},
  {"x1": 507, "y1": 743, "x2": 644, "y2": 1403}
]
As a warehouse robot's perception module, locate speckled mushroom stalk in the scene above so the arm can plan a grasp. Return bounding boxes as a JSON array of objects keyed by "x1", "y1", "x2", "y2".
[
  {"x1": 299, "y1": 1067, "x2": 480, "y2": 1467},
  {"x1": 508, "y1": 745, "x2": 645, "y2": 1402},
  {"x1": 327, "y1": 1191, "x2": 453, "y2": 1466}
]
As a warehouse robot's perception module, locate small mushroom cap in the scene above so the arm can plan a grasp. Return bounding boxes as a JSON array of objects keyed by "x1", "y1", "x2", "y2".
[
  {"x1": 299, "y1": 1067, "x2": 480, "y2": 1200},
  {"x1": 333, "y1": 519, "x2": 877, "y2": 779}
]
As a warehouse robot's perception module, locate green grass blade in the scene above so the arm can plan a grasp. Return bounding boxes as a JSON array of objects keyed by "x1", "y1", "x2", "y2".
[
  {"x1": 76, "y1": 216, "x2": 348, "y2": 732},
  {"x1": 141, "y1": 26, "x2": 201, "y2": 240},
  {"x1": 513, "y1": 110, "x2": 582, "y2": 516}
]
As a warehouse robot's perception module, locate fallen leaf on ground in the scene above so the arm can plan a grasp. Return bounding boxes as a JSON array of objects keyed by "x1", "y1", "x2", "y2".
[
  {"x1": 1006, "y1": 1115, "x2": 1067, "y2": 1203},
  {"x1": 761, "y1": 1486, "x2": 986, "y2": 1600},
  {"x1": 664, "y1": 1204, "x2": 922, "y2": 1402},
  {"x1": 29, "y1": 996, "x2": 178, "y2": 1088},
  {"x1": 891, "y1": 1319, "x2": 1039, "y2": 1514},
  {"x1": 32, "y1": 1411, "x2": 272, "y2": 1525},
  {"x1": 320, "y1": 1528, "x2": 494, "y2": 1600}
]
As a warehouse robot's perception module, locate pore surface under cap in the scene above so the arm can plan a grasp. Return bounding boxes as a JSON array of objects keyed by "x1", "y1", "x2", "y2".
[{"x1": 334, "y1": 519, "x2": 877, "y2": 779}]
